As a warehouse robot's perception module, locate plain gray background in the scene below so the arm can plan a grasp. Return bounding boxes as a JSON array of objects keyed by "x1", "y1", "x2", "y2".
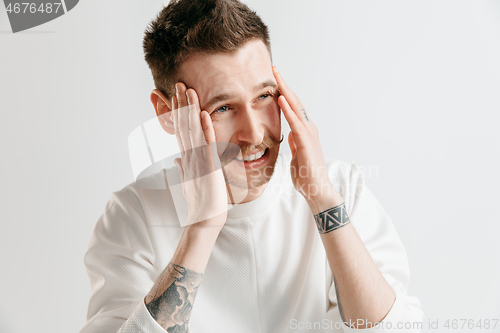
[{"x1": 1, "y1": 1, "x2": 499, "y2": 332}]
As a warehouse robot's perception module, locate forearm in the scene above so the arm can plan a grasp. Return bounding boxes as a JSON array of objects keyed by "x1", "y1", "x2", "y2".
[
  {"x1": 311, "y1": 194, "x2": 396, "y2": 329},
  {"x1": 144, "y1": 218, "x2": 223, "y2": 332}
]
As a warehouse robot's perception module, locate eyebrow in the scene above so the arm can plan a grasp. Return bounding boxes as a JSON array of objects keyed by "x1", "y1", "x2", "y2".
[{"x1": 202, "y1": 80, "x2": 278, "y2": 111}]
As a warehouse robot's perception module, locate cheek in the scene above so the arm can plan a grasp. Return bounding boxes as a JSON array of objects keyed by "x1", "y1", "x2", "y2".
[
  {"x1": 210, "y1": 116, "x2": 227, "y2": 141},
  {"x1": 265, "y1": 102, "x2": 281, "y2": 134}
]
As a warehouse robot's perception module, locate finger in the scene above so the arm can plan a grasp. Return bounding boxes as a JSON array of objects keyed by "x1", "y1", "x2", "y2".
[
  {"x1": 174, "y1": 158, "x2": 183, "y2": 180},
  {"x1": 176, "y1": 82, "x2": 191, "y2": 151},
  {"x1": 272, "y1": 66, "x2": 311, "y2": 125},
  {"x1": 172, "y1": 94, "x2": 178, "y2": 112},
  {"x1": 279, "y1": 95, "x2": 305, "y2": 133},
  {"x1": 174, "y1": 158, "x2": 186, "y2": 197},
  {"x1": 176, "y1": 82, "x2": 188, "y2": 110},
  {"x1": 279, "y1": 95, "x2": 307, "y2": 149},
  {"x1": 186, "y1": 88, "x2": 205, "y2": 148},
  {"x1": 288, "y1": 132, "x2": 297, "y2": 157},
  {"x1": 172, "y1": 95, "x2": 185, "y2": 153},
  {"x1": 200, "y1": 110, "x2": 221, "y2": 171},
  {"x1": 201, "y1": 111, "x2": 216, "y2": 144}
]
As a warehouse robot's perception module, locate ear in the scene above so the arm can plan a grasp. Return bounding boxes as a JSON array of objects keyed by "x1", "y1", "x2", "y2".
[{"x1": 151, "y1": 89, "x2": 175, "y2": 135}]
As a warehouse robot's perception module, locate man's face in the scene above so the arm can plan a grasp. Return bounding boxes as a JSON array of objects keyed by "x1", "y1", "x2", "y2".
[{"x1": 177, "y1": 39, "x2": 282, "y2": 190}]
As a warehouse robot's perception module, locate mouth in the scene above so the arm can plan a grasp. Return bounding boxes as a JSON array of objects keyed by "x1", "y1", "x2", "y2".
[
  {"x1": 235, "y1": 148, "x2": 266, "y2": 162},
  {"x1": 233, "y1": 148, "x2": 270, "y2": 169}
]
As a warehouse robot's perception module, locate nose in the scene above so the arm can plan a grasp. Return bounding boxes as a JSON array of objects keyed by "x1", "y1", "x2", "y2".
[{"x1": 235, "y1": 106, "x2": 264, "y2": 147}]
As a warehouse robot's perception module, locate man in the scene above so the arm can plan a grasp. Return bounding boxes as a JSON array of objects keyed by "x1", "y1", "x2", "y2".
[{"x1": 81, "y1": 0, "x2": 424, "y2": 332}]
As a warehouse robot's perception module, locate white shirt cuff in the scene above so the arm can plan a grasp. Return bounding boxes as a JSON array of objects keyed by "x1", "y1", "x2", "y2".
[{"x1": 117, "y1": 299, "x2": 168, "y2": 333}]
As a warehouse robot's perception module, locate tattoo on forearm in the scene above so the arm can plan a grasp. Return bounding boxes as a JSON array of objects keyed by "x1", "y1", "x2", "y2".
[
  {"x1": 145, "y1": 263, "x2": 203, "y2": 332},
  {"x1": 314, "y1": 203, "x2": 350, "y2": 234},
  {"x1": 301, "y1": 108, "x2": 309, "y2": 122}
]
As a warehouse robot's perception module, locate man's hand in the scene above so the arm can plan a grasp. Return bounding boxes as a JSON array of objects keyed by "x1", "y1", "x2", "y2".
[
  {"x1": 146, "y1": 83, "x2": 233, "y2": 332},
  {"x1": 172, "y1": 82, "x2": 228, "y2": 227},
  {"x1": 272, "y1": 68, "x2": 398, "y2": 328},
  {"x1": 272, "y1": 66, "x2": 343, "y2": 213}
]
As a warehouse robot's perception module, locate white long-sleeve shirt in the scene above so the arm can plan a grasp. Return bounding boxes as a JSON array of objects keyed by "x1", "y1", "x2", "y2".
[{"x1": 80, "y1": 153, "x2": 424, "y2": 333}]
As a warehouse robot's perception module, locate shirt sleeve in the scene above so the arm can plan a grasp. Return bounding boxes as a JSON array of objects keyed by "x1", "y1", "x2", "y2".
[
  {"x1": 328, "y1": 163, "x2": 425, "y2": 332},
  {"x1": 79, "y1": 189, "x2": 168, "y2": 333}
]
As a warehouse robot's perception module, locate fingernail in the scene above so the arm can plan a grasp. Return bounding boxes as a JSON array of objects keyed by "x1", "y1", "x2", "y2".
[
  {"x1": 186, "y1": 90, "x2": 190, "y2": 104},
  {"x1": 201, "y1": 111, "x2": 206, "y2": 120},
  {"x1": 175, "y1": 83, "x2": 179, "y2": 97}
]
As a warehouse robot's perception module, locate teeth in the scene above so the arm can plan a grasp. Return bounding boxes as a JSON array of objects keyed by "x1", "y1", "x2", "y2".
[
  {"x1": 244, "y1": 154, "x2": 255, "y2": 162},
  {"x1": 237, "y1": 149, "x2": 266, "y2": 162}
]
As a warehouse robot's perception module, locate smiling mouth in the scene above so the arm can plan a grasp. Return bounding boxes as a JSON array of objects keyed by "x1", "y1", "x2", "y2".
[{"x1": 235, "y1": 148, "x2": 267, "y2": 162}]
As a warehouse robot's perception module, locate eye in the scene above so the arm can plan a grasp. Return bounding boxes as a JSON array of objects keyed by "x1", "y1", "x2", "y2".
[
  {"x1": 258, "y1": 90, "x2": 277, "y2": 101},
  {"x1": 214, "y1": 105, "x2": 229, "y2": 113}
]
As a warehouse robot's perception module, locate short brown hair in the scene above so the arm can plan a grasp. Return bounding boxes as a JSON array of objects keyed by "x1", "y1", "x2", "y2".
[{"x1": 143, "y1": 0, "x2": 271, "y2": 100}]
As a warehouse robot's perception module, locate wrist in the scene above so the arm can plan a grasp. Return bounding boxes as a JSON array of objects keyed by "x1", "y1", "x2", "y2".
[
  {"x1": 175, "y1": 220, "x2": 224, "y2": 273},
  {"x1": 307, "y1": 192, "x2": 345, "y2": 215},
  {"x1": 186, "y1": 210, "x2": 227, "y2": 229},
  {"x1": 300, "y1": 181, "x2": 344, "y2": 215},
  {"x1": 184, "y1": 218, "x2": 225, "y2": 238}
]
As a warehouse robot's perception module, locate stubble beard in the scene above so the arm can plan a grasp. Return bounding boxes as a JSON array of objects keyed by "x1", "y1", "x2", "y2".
[{"x1": 221, "y1": 134, "x2": 284, "y2": 191}]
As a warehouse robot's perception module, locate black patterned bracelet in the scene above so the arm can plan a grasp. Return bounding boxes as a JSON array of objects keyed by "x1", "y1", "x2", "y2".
[{"x1": 314, "y1": 203, "x2": 350, "y2": 234}]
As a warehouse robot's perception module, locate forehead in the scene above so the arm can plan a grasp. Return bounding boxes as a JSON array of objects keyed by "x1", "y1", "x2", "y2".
[{"x1": 177, "y1": 39, "x2": 274, "y2": 106}]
